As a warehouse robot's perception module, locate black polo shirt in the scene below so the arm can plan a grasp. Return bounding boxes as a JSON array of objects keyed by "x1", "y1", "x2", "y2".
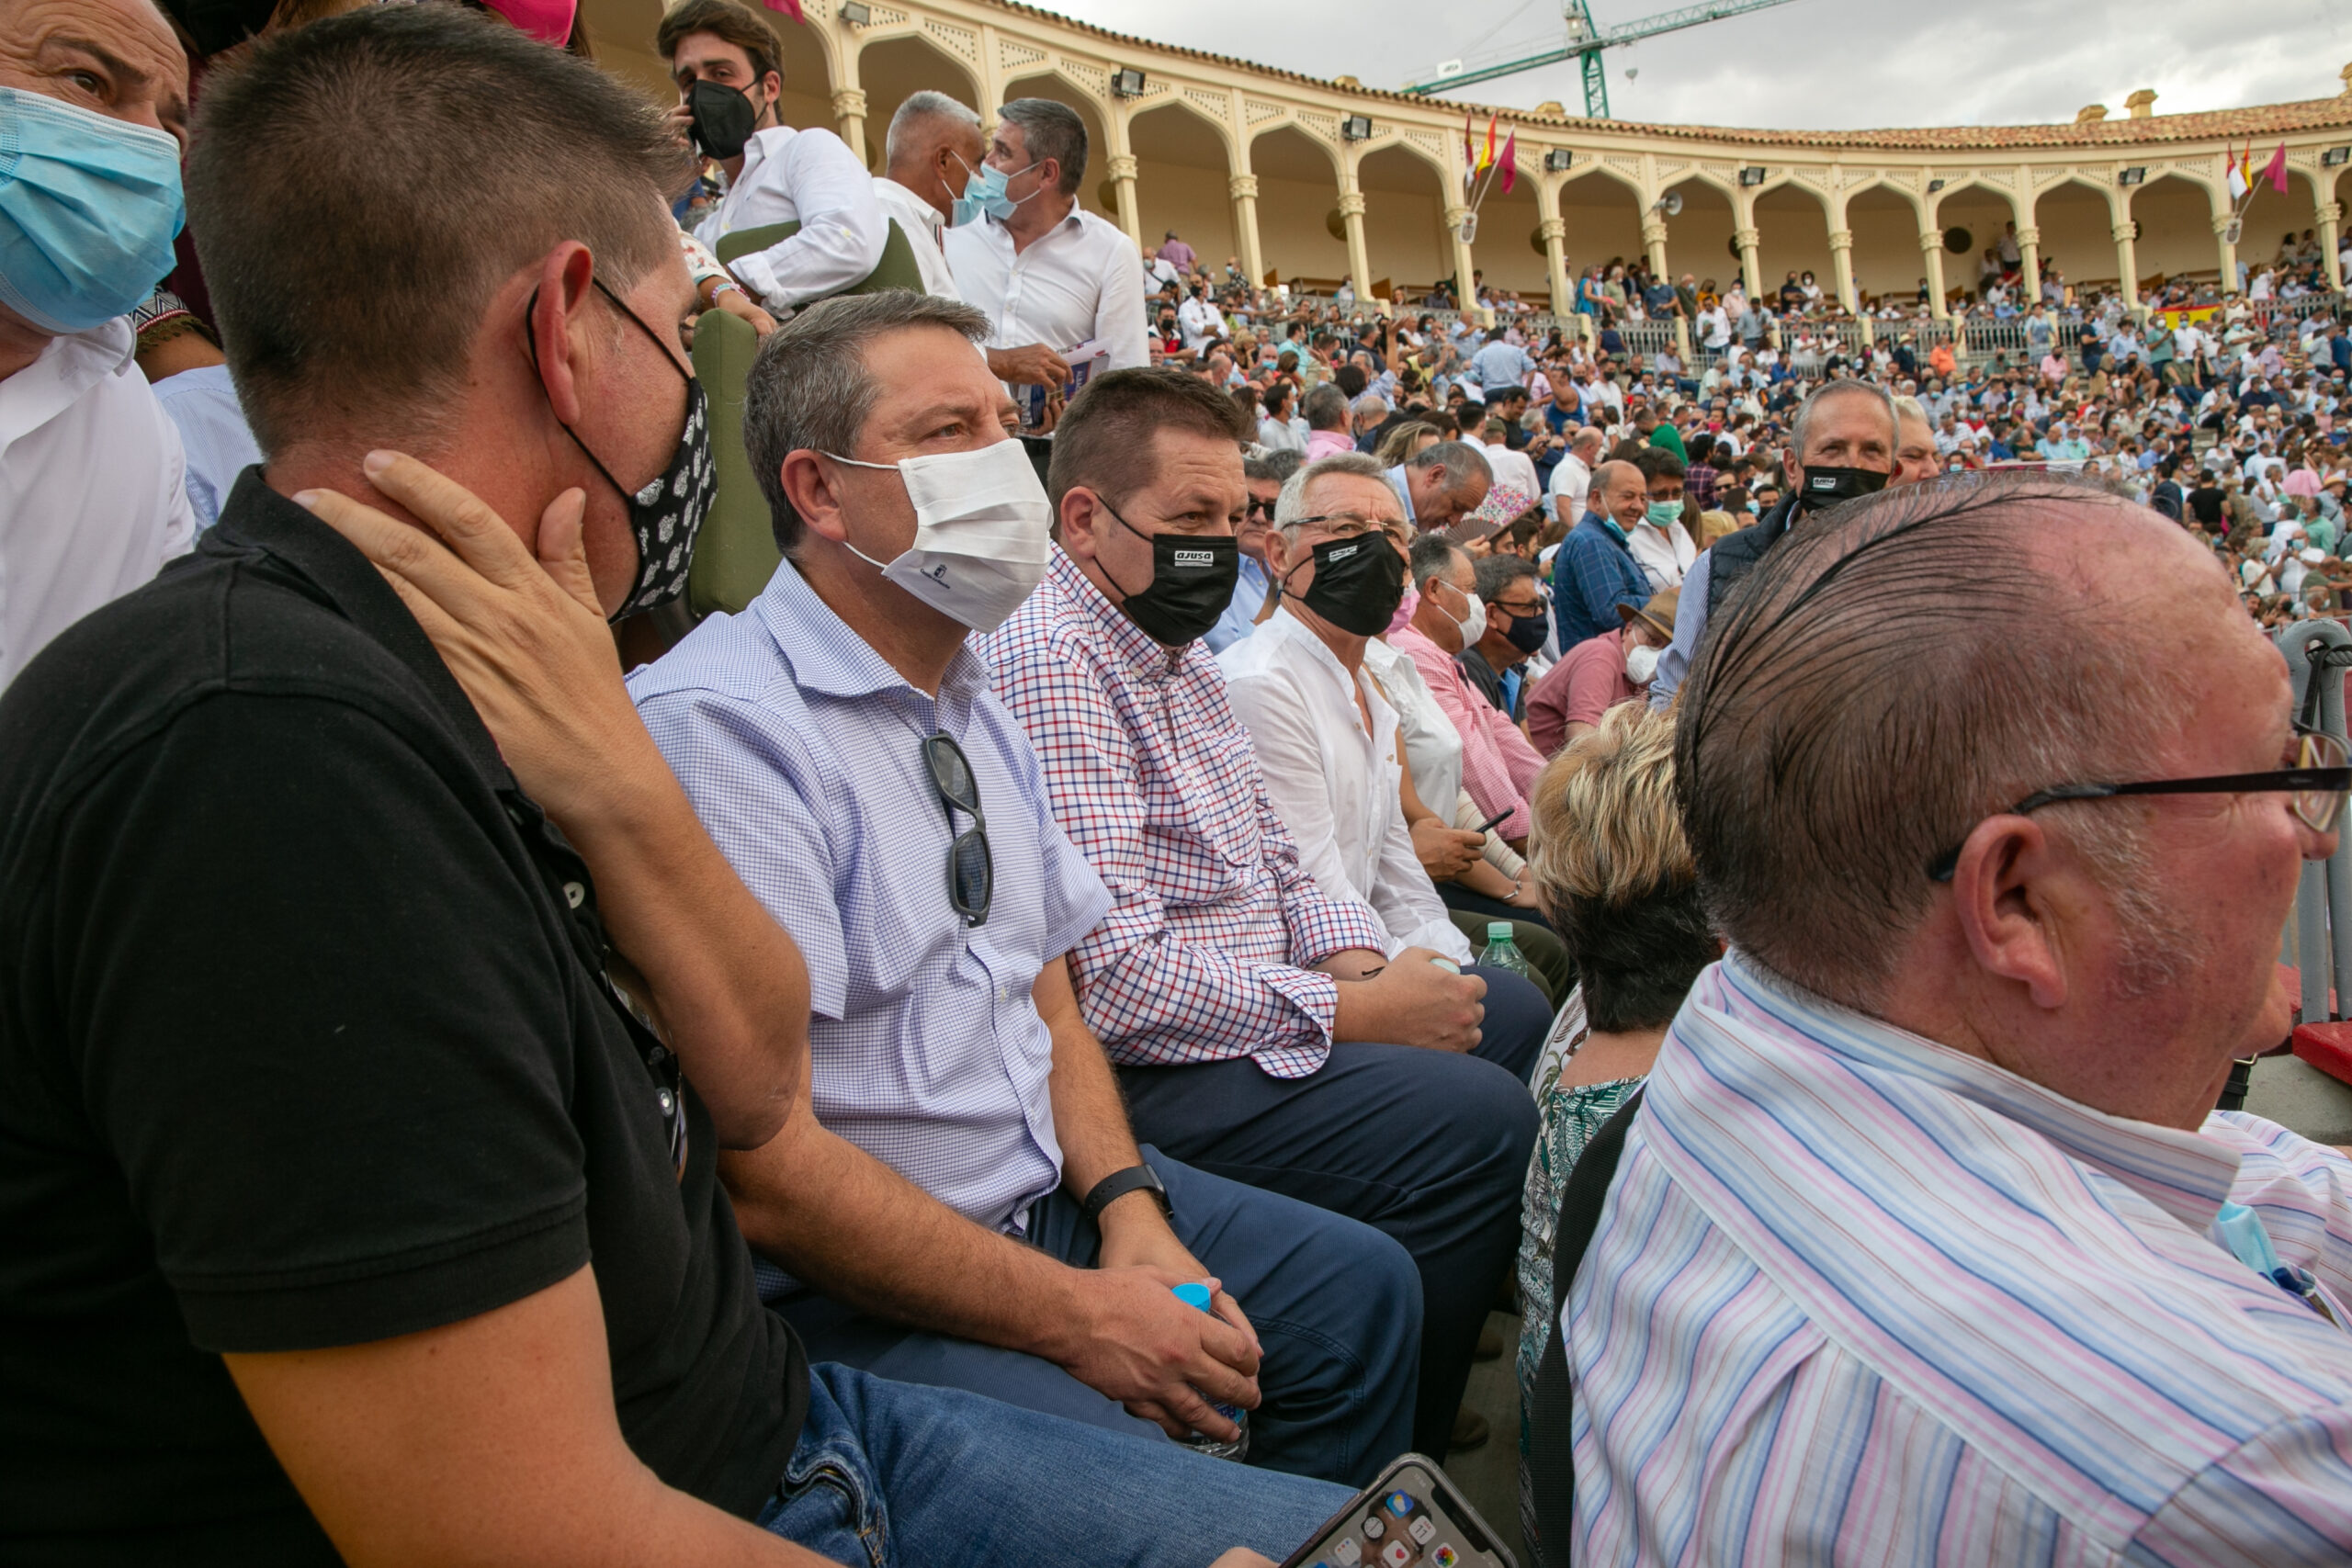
[{"x1": 0, "y1": 474, "x2": 805, "y2": 1562}]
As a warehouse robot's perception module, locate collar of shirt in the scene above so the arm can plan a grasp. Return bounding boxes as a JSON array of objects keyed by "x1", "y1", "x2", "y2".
[
  {"x1": 0, "y1": 316, "x2": 135, "y2": 449},
  {"x1": 875, "y1": 176, "x2": 945, "y2": 242},
  {"x1": 752, "y1": 552, "x2": 988, "y2": 722},
  {"x1": 1046, "y1": 544, "x2": 1196, "y2": 680},
  {"x1": 1582, "y1": 511, "x2": 1632, "y2": 548}
]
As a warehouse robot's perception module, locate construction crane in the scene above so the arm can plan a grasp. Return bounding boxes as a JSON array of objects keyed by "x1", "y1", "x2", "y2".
[{"x1": 1403, "y1": 0, "x2": 1804, "y2": 118}]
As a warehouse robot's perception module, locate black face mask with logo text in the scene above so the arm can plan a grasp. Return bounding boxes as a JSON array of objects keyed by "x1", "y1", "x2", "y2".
[{"x1": 1097, "y1": 501, "x2": 1240, "y2": 647}]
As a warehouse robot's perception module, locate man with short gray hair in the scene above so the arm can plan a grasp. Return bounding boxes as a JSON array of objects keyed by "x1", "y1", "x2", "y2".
[
  {"x1": 634, "y1": 292, "x2": 1417, "y2": 1488},
  {"x1": 1566, "y1": 472, "x2": 2352, "y2": 1562},
  {"x1": 1385, "y1": 438, "x2": 1493, "y2": 532},
  {"x1": 1647, "y1": 376, "x2": 1898, "y2": 708},
  {"x1": 943, "y1": 97, "x2": 1147, "y2": 389},
  {"x1": 873, "y1": 90, "x2": 980, "y2": 302}
]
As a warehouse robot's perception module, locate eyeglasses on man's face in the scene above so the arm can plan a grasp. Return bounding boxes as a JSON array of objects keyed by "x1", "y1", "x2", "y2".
[{"x1": 1926, "y1": 725, "x2": 2351, "y2": 882}]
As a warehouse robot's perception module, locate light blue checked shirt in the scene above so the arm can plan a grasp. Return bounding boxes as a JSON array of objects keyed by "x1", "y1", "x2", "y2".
[{"x1": 629, "y1": 560, "x2": 1111, "y2": 1239}]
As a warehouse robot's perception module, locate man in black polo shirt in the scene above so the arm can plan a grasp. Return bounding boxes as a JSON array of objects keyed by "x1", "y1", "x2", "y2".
[{"x1": 0, "y1": 10, "x2": 1342, "y2": 1564}]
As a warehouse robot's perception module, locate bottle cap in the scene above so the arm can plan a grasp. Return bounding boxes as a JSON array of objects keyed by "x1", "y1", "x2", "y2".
[
  {"x1": 1488, "y1": 921, "x2": 1512, "y2": 940},
  {"x1": 1172, "y1": 1281, "x2": 1213, "y2": 1312}
]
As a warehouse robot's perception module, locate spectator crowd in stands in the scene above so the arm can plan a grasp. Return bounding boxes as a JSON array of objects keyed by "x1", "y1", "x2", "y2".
[{"x1": 7, "y1": 0, "x2": 2352, "y2": 1562}]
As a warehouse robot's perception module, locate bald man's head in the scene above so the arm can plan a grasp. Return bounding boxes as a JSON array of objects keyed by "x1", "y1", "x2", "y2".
[
  {"x1": 1678, "y1": 474, "x2": 2237, "y2": 1010},
  {"x1": 1591, "y1": 459, "x2": 1646, "y2": 529}
]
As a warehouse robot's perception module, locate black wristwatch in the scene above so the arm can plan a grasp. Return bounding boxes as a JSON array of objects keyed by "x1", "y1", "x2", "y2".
[{"x1": 1081, "y1": 1163, "x2": 1172, "y2": 1222}]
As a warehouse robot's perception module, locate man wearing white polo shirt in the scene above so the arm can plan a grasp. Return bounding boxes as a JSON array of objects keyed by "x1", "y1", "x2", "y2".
[{"x1": 943, "y1": 97, "x2": 1148, "y2": 392}]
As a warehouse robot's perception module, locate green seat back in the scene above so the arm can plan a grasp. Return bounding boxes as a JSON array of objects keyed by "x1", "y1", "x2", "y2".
[
  {"x1": 714, "y1": 218, "x2": 928, "y2": 299},
  {"x1": 685, "y1": 307, "x2": 778, "y2": 618}
]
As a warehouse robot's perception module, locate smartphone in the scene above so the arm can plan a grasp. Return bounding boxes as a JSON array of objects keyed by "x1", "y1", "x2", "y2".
[
  {"x1": 1277, "y1": 1453, "x2": 1516, "y2": 1568},
  {"x1": 1473, "y1": 808, "x2": 1513, "y2": 838}
]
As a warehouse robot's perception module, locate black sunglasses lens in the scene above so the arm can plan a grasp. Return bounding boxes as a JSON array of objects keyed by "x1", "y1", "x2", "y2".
[
  {"x1": 949, "y1": 829, "x2": 992, "y2": 920},
  {"x1": 926, "y1": 737, "x2": 978, "y2": 810}
]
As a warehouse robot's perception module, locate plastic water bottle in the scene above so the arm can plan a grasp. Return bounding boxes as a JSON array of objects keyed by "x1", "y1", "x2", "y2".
[
  {"x1": 1479, "y1": 921, "x2": 1534, "y2": 980},
  {"x1": 1171, "y1": 1281, "x2": 1250, "y2": 1461}
]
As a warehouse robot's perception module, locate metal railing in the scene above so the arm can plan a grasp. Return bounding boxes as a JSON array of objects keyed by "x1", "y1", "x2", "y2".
[
  {"x1": 2282, "y1": 619, "x2": 2352, "y2": 1028},
  {"x1": 1612, "y1": 320, "x2": 1681, "y2": 360}
]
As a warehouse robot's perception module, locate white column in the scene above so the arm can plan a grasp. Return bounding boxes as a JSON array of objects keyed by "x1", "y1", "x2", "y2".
[
  {"x1": 1641, "y1": 216, "x2": 1669, "y2": 277},
  {"x1": 1339, "y1": 188, "x2": 1372, "y2": 302},
  {"x1": 2015, "y1": 224, "x2": 2042, "y2": 303},
  {"x1": 1733, "y1": 224, "x2": 1762, "y2": 303},
  {"x1": 1539, "y1": 215, "x2": 1570, "y2": 319},
  {"x1": 831, "y1": 87, "x2": 868, "y2": 168},
  {"x1": 1828, "y1": 226, "x2": 1857, "y2": 312},
  {"x1": 2213, "y1": 212, "x2": 2239, "y2": 298},
  {"x1": 1106, "y1": 153, "x2": 1141, "y2": 246},
  {"x1": 2321, "y1": 201, "x2": 2346, "y2": 292},
  {"x1": 2112, "y1": 218, "x2": 2141, "y2": 309},
  {"x1": 1444, "y1": 204, "x2": 1479, "y2": 317},
  {"x1": 1228, "y1": 174, "x2": 1263, "y2": 286},
  {"x1": 1918, "y1": 228, "x2": 1950, "y2": 319}
]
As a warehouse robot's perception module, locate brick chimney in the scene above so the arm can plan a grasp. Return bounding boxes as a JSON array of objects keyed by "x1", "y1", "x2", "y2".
[{"x1": 2124, "y1": 89, "x2": 2156, "y2": 118}]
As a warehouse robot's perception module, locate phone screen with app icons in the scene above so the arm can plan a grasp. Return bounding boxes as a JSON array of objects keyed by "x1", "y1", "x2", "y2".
[{"x1": 1284, "y1": 1456, "x2": 1513, "y2": 1568}]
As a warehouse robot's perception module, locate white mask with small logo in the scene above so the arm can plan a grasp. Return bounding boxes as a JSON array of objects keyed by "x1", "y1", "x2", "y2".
[
  {"x1": 828, "y1": 438, "x2": 1053, "y2": 633},
  {"x1": 1624, "y1": 641, "x2": 1660, "y2": 684}
]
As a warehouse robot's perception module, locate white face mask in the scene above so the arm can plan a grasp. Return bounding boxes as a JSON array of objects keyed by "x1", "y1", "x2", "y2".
[
  {"x1": 1436, "y1": 578, "x2": 1485, "y2": 647},
  {"x1": 1624, "y1": 640, "x2": 1660, "y2": 684},
  {"x1": 828, "y1": 438, "x2": 1053, "y2": 633}
]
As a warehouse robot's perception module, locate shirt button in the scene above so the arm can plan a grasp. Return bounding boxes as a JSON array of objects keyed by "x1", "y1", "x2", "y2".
[{"x1": 563, "y1": 881, "x2": 585, "y2": 908}]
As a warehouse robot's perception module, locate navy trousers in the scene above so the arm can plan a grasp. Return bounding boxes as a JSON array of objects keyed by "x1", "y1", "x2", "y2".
[
  {"x1": 1116, "y1": 965, "x2": 1548, "y2": 1458},
  {"x1": 766, "y1": 1146, "x2": 1419, "y2": 1488}
]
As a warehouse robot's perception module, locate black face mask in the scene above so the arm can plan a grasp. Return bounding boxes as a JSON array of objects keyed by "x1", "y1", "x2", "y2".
[
  {"x1": 1097, "y1": 501, "x2": 1239, "y2": 647},
  {"x1": 1500, "y1": 606, "x2": 1549, "y2": 655},
  {"x1": 1796, "y1": 464, "x2": 1890, "y2": 513},
  {"x1": 1285, "y1": 534, "x2": 1405, "y2": 637},
  {"x1": 687, "y1": 79, "x2": 760, "y2": 161}
]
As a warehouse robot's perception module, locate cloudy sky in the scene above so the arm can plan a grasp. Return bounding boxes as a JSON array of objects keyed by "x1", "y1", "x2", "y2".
[{"x1": 1057, "y1": 0, "x2": 2351, "y2": 130}]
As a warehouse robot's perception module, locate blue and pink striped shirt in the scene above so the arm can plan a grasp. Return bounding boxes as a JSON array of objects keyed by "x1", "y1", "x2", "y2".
[{"x1": 1570, "y1": 953, "x2": 2352, "y2": 1566}]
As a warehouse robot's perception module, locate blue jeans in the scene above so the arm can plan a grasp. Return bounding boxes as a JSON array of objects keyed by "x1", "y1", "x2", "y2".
[
  {"x1": 757, "y1": 1362, "x2": 1353, "y2": 1567},
  {"x1": 768, "y1": 1147, "x2": 1419, "y2": 1487},
  {"x1": 1118, "y1": 967, "x2": 1546, "y2": 1458}
]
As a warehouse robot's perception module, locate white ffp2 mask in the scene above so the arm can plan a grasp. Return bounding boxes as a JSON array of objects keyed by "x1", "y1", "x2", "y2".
[{"x1": 828, "y1": 438, "x2": 1053, "y2": 633}]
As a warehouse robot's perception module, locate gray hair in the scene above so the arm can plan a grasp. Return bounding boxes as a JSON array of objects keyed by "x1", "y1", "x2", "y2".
[
  {"x1": 885, "y1": 90, "x2": 979, "y2": 166},
  {"x1": 1353, "y1": 392, "x2": 1390, "y2": 424},
  {"x1": 1243, "y1": 447, "x2": 1303, "y2": 484},
  {"x1": 744, "y1": 291, "x2": 991, "y2": 555},
  {"x1": 1408, "y1": 530, "x2": 1467, "y2": 588},
  {"x1": 1789, "y1": 378, "x2": 1899, "y2": 467},
  {"x1": 1302, "y1": 382, "x2": 1351, "y2": 432},
  {"x1": 1675, "y1": 472, "x2": 2177, "y2": 1010},
  {"x1": 997, "y1": 97, "x2": 1087, "y2": 197},
  {"x1": 1891, "y1": 393, "x2": 1929, "y2": 427},
  {"x1": 1402, "y1": 438, "x2": 1494, "y2": 492},
  {"x1": 1274, "y1": 451, "x2": 1387, "y2": 531}
]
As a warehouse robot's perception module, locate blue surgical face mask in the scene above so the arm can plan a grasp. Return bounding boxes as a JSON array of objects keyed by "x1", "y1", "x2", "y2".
[
  {"x1": 0, "y1": 87, "x2": 186, "y2": 335},
  {"x1": 952, "y1": 152, "x2": 1040, "y2": 226}
]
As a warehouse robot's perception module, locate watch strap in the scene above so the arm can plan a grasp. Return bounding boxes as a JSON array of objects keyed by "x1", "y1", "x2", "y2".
[{"x1": 1081, "y1": 1163, "x2": 1170, "y2": 1221}]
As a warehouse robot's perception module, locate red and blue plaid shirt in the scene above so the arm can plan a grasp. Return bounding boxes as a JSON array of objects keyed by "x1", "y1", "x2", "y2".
[{"x1": 982, "y1": 549, "x2": 1389, "y2": 1078}]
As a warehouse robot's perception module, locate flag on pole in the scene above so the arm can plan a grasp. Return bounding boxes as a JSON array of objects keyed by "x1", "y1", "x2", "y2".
[
  {"x1": 762, "y1": 0, "x2": 805, "y2": 20},
  {"x1": 1498, "y1": 130, "x2": 1517, "y2": 194},
  {"x1": 2261, "y1": 140, "x2": 2289, "y2": 195},
  {"x1": 2225, "y1": 142, "x2": 2248, "y2": 202},
  {"x1": 1463, "y1": 111, "x2": 1477, "y2": 195},
  {"x1": 1478, "y1": 114, "x2": 1498, "y2": 173}
]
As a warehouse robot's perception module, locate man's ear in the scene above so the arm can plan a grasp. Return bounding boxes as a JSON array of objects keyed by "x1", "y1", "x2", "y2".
[
  {"x1": 526, "y1": 243, "x2": 598, "y2": 429},
  {"x1": 1949, "y1": 816, "x2": 2072, "y2": 1011}
]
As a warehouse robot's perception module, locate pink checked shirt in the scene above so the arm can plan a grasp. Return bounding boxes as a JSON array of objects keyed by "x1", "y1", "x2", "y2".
[
  {"x1": 982, "y1": 549, "x2": 1389, "y2": 1078},
  {"x1": 1389, "y1": 623, "x2": 1547, "y2": 840}
]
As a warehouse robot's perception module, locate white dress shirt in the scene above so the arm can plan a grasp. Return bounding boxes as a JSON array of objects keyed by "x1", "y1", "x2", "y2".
[
  {"x1": 1547, "y1": 450, "x2": 1592, "y2": 522},
  {"x1": 944, "y1": 204, "x2": 1148, "y2": 370},
  {"x1": 0, "y1": 318, "x2": 194, "y2": 690},
  {"x1": 870, "y1": 175, "x2": 960, "y2": 301},
  {"x1": 1481, "y1": 437, "x2": 1541, "y2": 502},
  {"x1": 150, "y1": 362, "x2": 261, "y2": 530},
  {"x1": 1627, "y1": 516, "x2": 1697, "y2": 589},
  {"x1": 1362, "y1": 635, "x2": 1463, "y2": 813},
  {"x1": 695, "y1": 125, "x2": 888, "y2": 307},
  {"x1": 1218, "y1": 610, "x2": 1472, "y2": 963},
  {"x1": 1177, "y1": 293, "x2": 1225, "y2": 352}
]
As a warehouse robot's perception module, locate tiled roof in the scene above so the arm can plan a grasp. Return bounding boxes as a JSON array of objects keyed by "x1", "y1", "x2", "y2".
[{"x1": 1001, "y1": 0, "x2": 2352, "y2": 152}]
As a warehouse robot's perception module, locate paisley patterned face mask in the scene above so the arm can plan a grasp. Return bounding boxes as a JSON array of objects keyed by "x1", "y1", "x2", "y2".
[{"x1": 526, "y1": 277, "x2": 714, "y2": 619}]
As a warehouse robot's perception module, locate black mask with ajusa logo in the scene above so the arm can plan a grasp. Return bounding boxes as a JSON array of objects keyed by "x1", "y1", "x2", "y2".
[
  {"x1": 1098, "y1": 502, "x2": 1239, "y2": 646},
  {"x1": 1288, "y1": 533, "x2": 1405, "y2": 637}
]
